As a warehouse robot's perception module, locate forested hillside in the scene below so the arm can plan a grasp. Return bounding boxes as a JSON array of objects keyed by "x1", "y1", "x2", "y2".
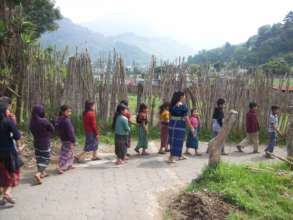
[
  {"x1": 187, "y1": 12, "x2": 293, "y2": 74},
  {"x1": 40, "y1": 18, "x2": 150, "y2": 65}
]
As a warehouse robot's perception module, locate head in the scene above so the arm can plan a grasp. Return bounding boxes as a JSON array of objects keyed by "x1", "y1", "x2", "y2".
[
  {"x1": 190, "y1": 108, "x2": 197, "y2": 117},
  {"x1": 271, "y1": 105, "x2": 280, "y2": 115},
  {"x1": 138, "y1": 103, "x2": 148, "y2": 113},
  {"x1": 170, "y1": 91, "x2": 185, "y2": 107},
  {"x1": 0, "y1": 96, "x2": 12, "y2": 110},
  {"x1": 31, "y1": 105, "x2": 45, "y2": 118},
  {"x1": 159, "y1": 102, "x2": 170, "y2": 114},
  {"x1": 249, "y1": 102, "x2": 257, "y2": 111},
  {"x1": 84, "y1": 101, "x2": 95, "y2": 113},
  {"x1": 59, "y1": 105, "x2": 72, "y2": 117},
  {"x1": 120, "y1": 100, "x2": 129, "y2": 107},
  {"x1": 216, "y1": 98, "x2": 225, "y2": 109},
  {"x1": 112, "y1": 104, "x2": 128, "y2": 129}
]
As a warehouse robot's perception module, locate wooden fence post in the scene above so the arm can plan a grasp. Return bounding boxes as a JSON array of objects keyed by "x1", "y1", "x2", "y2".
[
  {"x1": 287, "y1": 106, "x2": 293, "y2": 159},
  {"x1": 208, "y1": 110, "x2": 238, "y2": 167}
]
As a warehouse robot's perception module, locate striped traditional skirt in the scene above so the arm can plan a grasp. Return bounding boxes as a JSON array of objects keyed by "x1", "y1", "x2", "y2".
[
  {"x1": 35, "y1": 146, "x2": 51, "y2": 172},
  {"x1": 169, "y1": 119, "x2": 186, "y2": 157},
  {"x1": 59, "y1": 141, "x2": 74, "y2": 170},
  {"x1": 160, "y1": 122, "x2": 169, "y2": 148},
  {"x1": 0, "y1": 151, "x2": 20, "y2": 187},
  {"x1": 186, "y1": 129, "x2": 199, "y2": 149},
  {"x1": 84, "y1": 133, "x2": 98, "y2": 152},
  {"x1": 136, "y1": 125, "x2": 148, "y2": 149},
  {"x1": 115, "y1": 134, "x2": 128, "y2": 159}
]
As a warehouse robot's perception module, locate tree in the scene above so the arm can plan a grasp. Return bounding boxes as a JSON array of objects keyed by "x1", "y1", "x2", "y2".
[{"x1": 22, "y1": 0, "x2": 61, "y2": 38}]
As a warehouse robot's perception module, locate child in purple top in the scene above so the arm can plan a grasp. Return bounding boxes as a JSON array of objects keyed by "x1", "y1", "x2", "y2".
[
  {"x1": 29, "y1": 105, "x2": 54, "y2": 184},
  {"x1": 56, "y1": 105, "x2": 76, "y2": 174}
]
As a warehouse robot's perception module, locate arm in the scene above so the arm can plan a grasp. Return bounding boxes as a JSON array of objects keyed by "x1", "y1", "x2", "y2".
[
  {"x1": 90, "y1": 113, "x2": 99, "y2": 136},
  {"x1": 122, "y1": 117, "x2": 130, "y2": 133},
  {"x1": 66, "y1": 119, "x2": 76, "y2": 143}
]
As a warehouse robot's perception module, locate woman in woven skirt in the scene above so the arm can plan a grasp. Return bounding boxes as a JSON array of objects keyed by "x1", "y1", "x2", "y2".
[
  {"x1": 0, "y1": 103, "x2": 21, "y2": 204},
  {"x1": 56, "y1": 105, "x2": 76, "y2": 174},
  {"x1": 168, "y1": 91, "x2": 194, "y2": 163},
  {"x1": 29, "y1": 105, "x2": 54, "y2": 184},
  {"x1": 75, "y1": 101, "x2": 100, "y2": 162}
]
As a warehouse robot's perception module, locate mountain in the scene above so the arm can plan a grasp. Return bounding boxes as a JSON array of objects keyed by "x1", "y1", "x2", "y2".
[
  {"x1": 83, "y1": 16, "x2": 195, "y2": 60},
  {"x1": 110, "y1": 32, "x2": 195, "y2": 60},
  {"x1": 40, "y1": 18, "x2": 150, "y2": 65}
]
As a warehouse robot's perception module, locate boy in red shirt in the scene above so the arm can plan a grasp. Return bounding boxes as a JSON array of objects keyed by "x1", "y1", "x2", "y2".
[{"x1": 236, "y1": 102, "x2": 260, "y2": 153}]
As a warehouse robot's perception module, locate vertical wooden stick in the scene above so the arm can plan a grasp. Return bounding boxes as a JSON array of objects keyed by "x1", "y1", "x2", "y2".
[{"x1": 208, "y1": 110, "x2": 238, "y2": 167}]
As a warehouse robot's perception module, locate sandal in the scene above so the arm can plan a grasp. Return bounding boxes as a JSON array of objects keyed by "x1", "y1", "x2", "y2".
[
  {"x1": 91, "y1": 157, "x2": 101, "y2": 161},
  {"x1": 184, "y1": 151, "x2": 192, "y2": 156},
  {"x1": 57, "y1": 168, "x2": 64, "y2": 174},
  {"x1": 41, "y1": 172, "x2": 49, "y2": 178},
  {"x1": 141, "y1": 151, "x2": 150, "y2": 156},
  {"x1": 3, "y1": 194, "x2": 15, "y2": 204},
  {"x1": 134, "y1": 148, "x2": 140, "y2": 154},
  {"x1": 167, "y1": 159, "x2": 176, "y2": 163},
  {"x1": 178, "y1": 156, "x2": 187, "y2": 160},
  {"x1": 74, "y1": 156, "x2": 81, "y2": 163}
]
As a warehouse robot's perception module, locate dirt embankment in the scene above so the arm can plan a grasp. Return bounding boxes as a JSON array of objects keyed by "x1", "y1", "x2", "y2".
[{"x1": 168, "y1": 192, "x2": 234, "y2": 220}]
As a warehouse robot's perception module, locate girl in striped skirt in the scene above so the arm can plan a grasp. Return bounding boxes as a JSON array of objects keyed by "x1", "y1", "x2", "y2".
[{"x1": 29, "y1": 105, "x2": 54, "y2": 184}]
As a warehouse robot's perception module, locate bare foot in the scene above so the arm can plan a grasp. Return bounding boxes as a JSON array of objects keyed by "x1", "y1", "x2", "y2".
[{"x1": 34, "y1": 173, "x2": 42, "y2": 184}]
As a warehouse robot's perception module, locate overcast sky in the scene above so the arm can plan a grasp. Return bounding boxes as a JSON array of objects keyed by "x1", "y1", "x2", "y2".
[{"x1": 54, "y1": 0, "x2": 292, "y2": 50}]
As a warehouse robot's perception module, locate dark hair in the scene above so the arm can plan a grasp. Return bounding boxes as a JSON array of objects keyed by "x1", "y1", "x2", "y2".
[
  {"x1": 112, "y1": 104, "x2": 128, "y2": 130},
  {"x1": 0, "y1": 102, "x2": 8, "y2": 122},
  {"x1": 271, "y1": 105, "x2": 280, "y2": 111},
  {"x1": 84, "y1": 101, "x2": 95, "y2": 115},
  {"x1": 159, "y1": 102, "x2": 170, "y2": 114},
  {"x1": 59, "y1": 105, "x2": 71, "y2": 116},
  {"x1": 249, "y1": 102, "x2": 257, "y2": 109},
  {"x1": 120, "y1": 100, "x2": 129, "y2": 107},
  {"x1": 0, "y1": 96, "x2": 12, "y2": 105},
  {"x1": 138, "y1": 103, "x2": 148, "y2": 113},
  {"x1": 190, "y1": 108, "x2": 197, "y2": 115},
  {"x1": 217, "y1": 98, "x2": 225, "y2": 106},
  {"x1": 170, "y1": 91, "x2": 185, "y2": 108}
]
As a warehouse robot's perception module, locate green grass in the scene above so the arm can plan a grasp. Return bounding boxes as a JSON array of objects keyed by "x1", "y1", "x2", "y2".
[{"x1": 187, "y1": 162, "x2": 293, "y2": 220}]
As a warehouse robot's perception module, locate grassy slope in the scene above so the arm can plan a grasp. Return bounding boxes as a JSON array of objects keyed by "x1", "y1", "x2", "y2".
[{"x1": 186, "y1": 163, "x2": 293, "y2": 220}]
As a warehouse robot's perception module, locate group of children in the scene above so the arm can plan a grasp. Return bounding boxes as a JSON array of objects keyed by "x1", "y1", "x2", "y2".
[{"x1": 0, "y1": 93, "x2": 283, "y2": 205}]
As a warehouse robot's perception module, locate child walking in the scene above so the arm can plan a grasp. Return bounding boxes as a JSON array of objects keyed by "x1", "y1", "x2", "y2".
[
  {"x1": 159, "y1": 102, "x2": 170, "y2": 154},
  {"x1": 265, "y1": 105, "x2": 282, "y2": 158},
  {"x1": 236, "y1": 102, "x2": 260, "y2": 153},
  {"x1": 113, "y1": 104, "x2": 130, "y2": 165},
  {"x1": 56, "y1": 105, "x2": 76, "y2": 174},
  {"x1": 135, "y1": 103, "x2": 149, "y2": 155},
  {"x1": 185, "y1": 108, "x2": 201, "y2": 156},
  {"x1": 29, "y1": 105, "x2": 54, "y2": 184},
  {"x1": 75, "y1": 101, "x2": 100, "y2": 162}
]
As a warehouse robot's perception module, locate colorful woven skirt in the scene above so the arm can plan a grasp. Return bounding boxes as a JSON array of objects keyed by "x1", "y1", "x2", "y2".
[
  {"x1": 84, "y1": 133, "x2": 98, "y2": 152},
  {"x1": 59, "y1": 141, "x2": 74, "y2": 170},
  {"x1": 35, "y1": 146, "x2": 51, "y2": 172},
  {"x1": 160, "y1": 122, "x2": 169, "y2": 148},
  {"x1": 115, "y1": 134, "x2": 128, "y2": 159},
  {"x1": 186, "y1": 129, "x2": 199, "y2": 149},
  {"x1": 169, "y1": 119, "x2": 186, "y2": 157}
]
